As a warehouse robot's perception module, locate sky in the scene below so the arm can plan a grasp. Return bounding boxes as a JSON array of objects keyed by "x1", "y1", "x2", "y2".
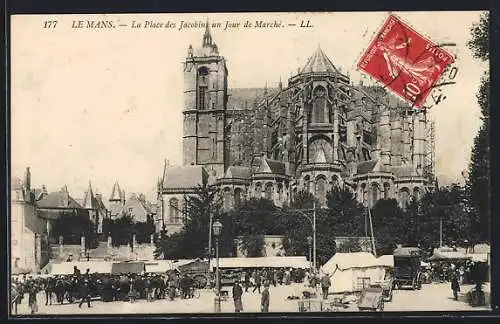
[{"x1": 10, "y1": 11, "x2": 488, "y2": 201}]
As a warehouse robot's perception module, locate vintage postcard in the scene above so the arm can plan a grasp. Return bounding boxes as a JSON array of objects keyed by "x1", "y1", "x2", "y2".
[{"x1": 9, "y1": 11, "x2": 491, "y2": 315}]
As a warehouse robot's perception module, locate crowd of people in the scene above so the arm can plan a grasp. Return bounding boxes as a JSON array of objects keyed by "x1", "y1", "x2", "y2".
[{"x1": 11, "y1": 266, "x2": 200, "y2": 314}]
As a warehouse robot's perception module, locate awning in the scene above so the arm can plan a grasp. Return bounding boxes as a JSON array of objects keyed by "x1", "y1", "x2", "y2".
[
  {"x1": 209, "y1": 256, "x2": 309, "y2": 269},
  {"x1": 428, "y1": 251, "x2": 471, "y2": 261},
  {"x1": 111, "y1": 261, "x2": 145, "y2": 274},
  {"x1": 469, "y1": 254, "x2": 488, "y2": 263}
]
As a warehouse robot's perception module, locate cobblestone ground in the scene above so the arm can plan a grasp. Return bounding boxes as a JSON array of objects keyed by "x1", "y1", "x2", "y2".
[{"x1": 12, "y1": 282, "x2": 491, "y2": 316}]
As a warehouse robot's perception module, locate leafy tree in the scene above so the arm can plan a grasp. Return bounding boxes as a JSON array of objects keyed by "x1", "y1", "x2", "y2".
[
  {"x1": 280, "y1": 186, "x2": 365, "y2": 266},
  {"x1": 51, "y1": 210, "x2": 98, "y2": 249},
  {"x1": 231, "y1": 198, "x2": 276, "y2": 256},
  {"x1": 337, "y1": 237, "x2": 362, "y2": 253},
  {"x1": 324, "y1": 186, "x2": 365, "y2": 236},
  {"x1": 153, "y1": 228, "x2": 185, "y2": 260},
  {"x1": 466, "y1": 12, "x2": 490, "y2": 243},
  {"x1": 134, "y1": 215, "x2": 156, "y2": 244},
  {"x1": 239, "y1": 234, "x2": 265, "y2": 257},
  {"x1": 403, "y1": 184, "x2": 471, "y2": 252},
  {"x1": 109, "y1": 214, "x2": 134, "y2": 247},
  {"x1": 371, "y1": 199, "x2": 407, "y2": 255}
]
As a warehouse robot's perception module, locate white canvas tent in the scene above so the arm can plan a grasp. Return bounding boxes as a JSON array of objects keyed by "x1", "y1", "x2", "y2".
[
  {"x1": 321, "y1": 252, "x2": 386, "y2": 294},
  {"x1": 209, "y1": 256, "x2": 309, "y2": 269}
]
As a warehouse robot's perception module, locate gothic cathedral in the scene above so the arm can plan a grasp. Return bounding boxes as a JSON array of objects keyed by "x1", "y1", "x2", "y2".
[{"x1": 159, "y1": 23, "x2": 435, "y2": 233}]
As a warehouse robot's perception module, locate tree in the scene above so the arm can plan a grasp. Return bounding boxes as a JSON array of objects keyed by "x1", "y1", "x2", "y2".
[
  {"x1": 231, "y1": 198, "x2": 276, "y2": 257},
  {"x1": 134, "y1": 215, "x2": 156, "y2": 244},
  {"x1": 371, "y1": 199, "x2": 407, "y2": 255},
  {"x1": 109, "y1": 214, "x2": 134, "y2": 247},
  {"x1": 466, "y1": 12, "x2": 490, "y2": 243},
  {"x1": 324, "y1": 186, "x2": 365, "y2": 236},
  {"x1": 337, "y1": 237, "x2": 362, "y2": 253},
  {"x1": 51, "y1": 210, "x2": 98, "y2": 249}
]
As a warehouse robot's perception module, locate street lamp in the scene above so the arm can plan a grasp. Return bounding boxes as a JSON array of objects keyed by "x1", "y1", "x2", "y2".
[
  {"x1": 294, "y1": 209, "x2": 317, "y2": 271},
  {"x1": 212, "y1": 220, "x2": 223, "y2": 313},
  {"x1": 307, "y1": 236, "x2": 312, "y2": 270}
]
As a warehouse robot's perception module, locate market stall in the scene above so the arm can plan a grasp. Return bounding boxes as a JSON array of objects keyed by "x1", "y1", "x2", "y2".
[{"x1": 320, "y1": 252, "x2": 386, "y2": 294}]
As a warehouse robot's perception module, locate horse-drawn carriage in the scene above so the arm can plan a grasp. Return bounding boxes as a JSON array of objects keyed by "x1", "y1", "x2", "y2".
[{"x1": 392, "y1": 247, "x2": 423, "y2": 290}]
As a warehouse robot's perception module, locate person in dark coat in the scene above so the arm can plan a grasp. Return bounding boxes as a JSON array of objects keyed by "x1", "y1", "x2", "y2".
[
  {"x1": 451, "y1": 275, "x2": 461, "y2": 301},
  {"x1": 261, "y1": 283, "x2": 270, "y2": 312},
  {"x1": 232, "y1": 280, "x2": 244, "y2": 312},
  {"x1": 244, "y1": 271, "x2": 250, "y2": 292},
  {"x1": 44, "y1": 276, "x2": 55, "y2": 305},
  {"x1": 78, "y1": 280, "x2": 92, "y2": 308},
  {"x1": 320, "y1": 273, "x2": 332, "y2": 300},
  {"x1": 253, "y1": 272, "x2": 261, "y2": 293},
  {"x1": 28, "y1": 283, "x2": 40, "y2": 314}
]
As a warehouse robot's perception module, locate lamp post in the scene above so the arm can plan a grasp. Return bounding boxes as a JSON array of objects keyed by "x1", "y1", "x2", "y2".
[
  {"x1": 212, "y1": 220, "x2": 223, "y2": 313},
  {"x1": 294, "y1": 209, "x2": 316, "y2": 271},
  {"x1": 307, "y1": 236, "x2": 312, "y2": 270}
]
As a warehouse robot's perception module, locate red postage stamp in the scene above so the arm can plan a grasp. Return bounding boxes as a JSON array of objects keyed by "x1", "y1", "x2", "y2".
[{"x1": 357, "y1": 14, "x2": 455, "y2": 108}]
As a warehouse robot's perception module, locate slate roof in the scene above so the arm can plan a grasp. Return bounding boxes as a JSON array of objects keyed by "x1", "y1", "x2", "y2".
[
  {"x1": 37, "y1": 189, "x2": 83, "y2": 209},
  {"x1": 227, "y1": 88, "x2": 279, "y2": 111},
  {"x1": 356, "y1": 160, "x2": 379, "y2": 175},
  {"x1": 256, "y1": 158, "x2": 286, "y2": 175},
  {"x1": 162, "y1": 165, "x2": 208, "y2": 189},
  {"x1": 301, "y1": 46, "x2": 339, "y2": 74},
  {"x1": 224, "y1": 166, "x2": 251, "y2": 180}
]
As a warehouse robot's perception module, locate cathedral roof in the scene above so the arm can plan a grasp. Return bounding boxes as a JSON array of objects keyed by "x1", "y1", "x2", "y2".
[
  {"x1": 227, "y1": 88, "x2": 279, "y2": 111},
  {"x1": 256, "y1": 158, "x2": 286, "y2": 175},
  {"x1": 301, "y1": 46, "x2": 339, "y2": 74},
  {"x1": 356, "y1": 159, "x2": 379, "y2": 175},
  {"x1": 224, "y1": 166, "x2": 251, "y2": 180},
  {"x1": 162, "y1": 165, "x2": 208, "y2": 189}
]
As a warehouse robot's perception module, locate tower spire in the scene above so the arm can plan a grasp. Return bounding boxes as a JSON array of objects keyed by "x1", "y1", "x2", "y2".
[{"x1": 203, "y1": 18, "x2": 212, "y2": 47}]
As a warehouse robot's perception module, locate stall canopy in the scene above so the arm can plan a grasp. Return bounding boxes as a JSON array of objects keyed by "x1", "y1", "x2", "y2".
[
  {"x1": 377, "y1": 255, "x2": 394, "y2": 268},
  {"x1": 428, "y1": 251, "x2": 471, "y2": 261},
  {"x1": 111, "y1": 261, "x2": 145, "y2": 274},
  {"x1": 51, "y1": 261, "x2": 113, "y2": 275},
  {"x1": 393, "y1": 247, "x2": 422, "y2": 257},
  {"x1": 145, "y1": 259, "x2": 198, "y2": 273},
  {"x1": 209, "y1": 256, "x2": 309, "y2": 269},
  {"x1": 320, "y1": 252, "x2": 386, "y2": 294}
]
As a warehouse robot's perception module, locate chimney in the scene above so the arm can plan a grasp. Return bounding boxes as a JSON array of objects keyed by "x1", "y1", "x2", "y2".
[
  {"x1": 61, "y1": 185, "x2": 69, "y2": 207},
  {"x1": 42, "y1": 185, "x2": 48, "y2": 195},
  {"x1": 121, "y1": 189, "x2": 126, "y2": 204}
]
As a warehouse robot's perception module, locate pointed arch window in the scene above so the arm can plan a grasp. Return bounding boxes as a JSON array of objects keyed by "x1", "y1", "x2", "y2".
[
  {"x1": 316, "y1": 177, "x2": 327, "y2": 207},
  {"x1": 169, "y1": 198, "x2": 179, "y2": 223},
  {"x1": 265, "y1": 183, "x2": 274, "y2": 200},
  {"x1": 312, "y1": 86, "x2": 328, "y2": 123},
  {"x1": 198, "y1": 67, "x2": 209, "y2": 110}
]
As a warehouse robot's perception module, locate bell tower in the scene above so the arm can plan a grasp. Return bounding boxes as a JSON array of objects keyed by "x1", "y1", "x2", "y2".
[{"x1": 182, "y1": 21, "x2": 229, "y2": 179}]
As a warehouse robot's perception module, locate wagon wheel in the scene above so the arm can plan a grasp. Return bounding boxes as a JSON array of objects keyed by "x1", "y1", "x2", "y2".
[{"x1": 416, "y1": 273, "x2": 423, "y2": 290}]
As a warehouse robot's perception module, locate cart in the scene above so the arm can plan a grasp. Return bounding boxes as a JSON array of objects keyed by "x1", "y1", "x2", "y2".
[
  {"x1": 357, "y1": 286, "x2": 384, "y2": 311},
  {"x1": 370, "y1": 278, "x2": 394, "y2": 302},
  {"x1": 393, "y1": 247, "x2": 423, "y2": 290}
]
